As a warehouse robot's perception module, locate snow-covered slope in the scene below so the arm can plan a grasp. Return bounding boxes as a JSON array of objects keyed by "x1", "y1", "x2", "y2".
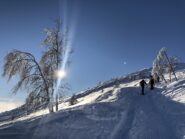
[{"x1": 1, "y1": 65, "x2": 185, "y2": 139}]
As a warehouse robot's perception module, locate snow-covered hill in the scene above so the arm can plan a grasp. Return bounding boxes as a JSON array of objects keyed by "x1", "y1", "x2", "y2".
[{"x1": 1, "y1": 64, "x2": 185, "y2": 139}]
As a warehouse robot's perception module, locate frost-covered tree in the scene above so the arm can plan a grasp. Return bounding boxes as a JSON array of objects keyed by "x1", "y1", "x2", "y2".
[
  {"x1": 152, "y1": 58, "x2": 167, "y2": 83},
  {"x1": 3, "y1": 20, "x2": 71, "y2": 113},
  {"x1": 152, "y1": 47, "x2": 178, "y2": 82},
  {"x1": 41, "y1": 20, "x2": 71, "y2": 112},
  {"x1": 3, "y1": 50, "x2": 50, "y2": 104}
]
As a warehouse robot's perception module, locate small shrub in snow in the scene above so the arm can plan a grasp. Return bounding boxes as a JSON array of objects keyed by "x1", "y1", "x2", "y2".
[{"x1": 69, "y1": 94, "x2": 78, "y2": 106}]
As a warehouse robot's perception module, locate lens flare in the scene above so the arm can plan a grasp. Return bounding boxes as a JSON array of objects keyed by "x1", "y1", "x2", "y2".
[
  {"x1": 53, "y1": 46, "x2": 71, "y2": 96},
  {"x1": 55, "y1": 70, "x2": 66, "y2": 79},
  {"x1": 53, "y1": 0, "x2": 81, "y2": 99}
]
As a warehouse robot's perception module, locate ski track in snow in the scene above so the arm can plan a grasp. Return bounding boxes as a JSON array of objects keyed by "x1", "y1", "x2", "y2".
[{"x1": 109, "y1": 88, "x2": 177, "y2": 139}]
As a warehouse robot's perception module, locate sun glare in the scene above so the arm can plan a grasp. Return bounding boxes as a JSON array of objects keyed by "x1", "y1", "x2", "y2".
[{"x1": 55, "y1": 70, "x2": 66, "y2": 79}]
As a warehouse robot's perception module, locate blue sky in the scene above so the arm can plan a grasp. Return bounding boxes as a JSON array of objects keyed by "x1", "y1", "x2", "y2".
[
  {"x1": 68, "y1": 0, "x2": 185, "y2": 92},
  {"x1": 0, "y1": 0, "x2": 185, "y2": 107}
]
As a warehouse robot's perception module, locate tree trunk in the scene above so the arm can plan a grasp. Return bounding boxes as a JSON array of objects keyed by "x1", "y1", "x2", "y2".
[
  {"x1": 160, "y1": 72, "x2": 167, "y2": 83},
  {"x1": 56, "y1": 94, "x2": 58, "y2": 112},
  {"x1": 169, "y1": 69, "x2": 171, "y2": 82}
]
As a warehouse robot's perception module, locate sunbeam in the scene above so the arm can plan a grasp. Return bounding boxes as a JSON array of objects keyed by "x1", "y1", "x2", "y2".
[{"x1": 53, "y1": 0, "x2": 81, "y2": 100}]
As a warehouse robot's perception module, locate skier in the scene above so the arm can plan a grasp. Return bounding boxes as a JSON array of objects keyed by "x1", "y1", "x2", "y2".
[
  {"x1": 149, "y1": 76, "x2": 155, "y2": 90},
  {"x1": 157, "y1": 76, "x2": 160, "y2": 83},
  {"x1": 139, "y1": 79, "x2": 147, "y2": 95}
]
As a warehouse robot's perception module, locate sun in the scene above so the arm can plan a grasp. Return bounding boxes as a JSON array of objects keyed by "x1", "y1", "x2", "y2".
[{"x1": 55, "y1": 70, "x2": 67, "y2": 79}]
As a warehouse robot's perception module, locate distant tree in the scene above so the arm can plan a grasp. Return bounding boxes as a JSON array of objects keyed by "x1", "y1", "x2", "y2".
[
  {"x1": 101, "y1": 89, "x2": 104, "y2": 93},
  {"x1": 69, "y1": 94, "x2": 78, "y2": 106},
  {"x1": 152, "y1": 48, "x2": 178, "y2": 82},
  {"x1": 98, "y1": 81, "x2": 103, "y2": 86},
  {"x1": 57, "y1": 83, "x2": 70, "y2": 100},
  {"x1": 114, "y1": 79, "x2": 120, "y2": 88},
  {"x1": 152, "y1": 58, "x2": 167, "y2": 83}
]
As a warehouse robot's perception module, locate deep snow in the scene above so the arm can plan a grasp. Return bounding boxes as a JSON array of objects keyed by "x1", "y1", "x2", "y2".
[{"x1": 0, "y1": 65, "x2": 185, "y2": 139}]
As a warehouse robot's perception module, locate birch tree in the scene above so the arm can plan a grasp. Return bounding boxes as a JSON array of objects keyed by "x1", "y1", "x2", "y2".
[
  {"x1": 41, "y1": 20, "x2": 70, "y2": 112},
  {"x1": 3, "y1": 50, "x2": 50, "y2": 105}
]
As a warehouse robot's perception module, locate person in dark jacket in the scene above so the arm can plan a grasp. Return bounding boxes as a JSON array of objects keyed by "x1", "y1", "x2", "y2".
[
  {"x1": 157, "y1": 76, "x2": 160, "y2": 83},
  {"x1": 140, "y1": 79, "x2": 147, "y2": 95},
  {"x1": 149, "y1": 76, "x2": 155, "y2": 90}
]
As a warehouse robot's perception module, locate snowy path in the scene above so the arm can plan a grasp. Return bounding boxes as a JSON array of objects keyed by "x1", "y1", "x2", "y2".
[
  {"x1": 0, "y1": 86, "x2": 185, "y2": 139},
  {"x1": 127, "y1": 91, "x2": 177, "y2": 139},
  {"x1": 111, "y1": 88, "x2": 185, "y2": 139}
]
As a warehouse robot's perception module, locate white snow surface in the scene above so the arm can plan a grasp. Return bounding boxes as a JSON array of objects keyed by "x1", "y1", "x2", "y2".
[{"x1": 1, "y1": 65, "x2": 185, "y2": 139}]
